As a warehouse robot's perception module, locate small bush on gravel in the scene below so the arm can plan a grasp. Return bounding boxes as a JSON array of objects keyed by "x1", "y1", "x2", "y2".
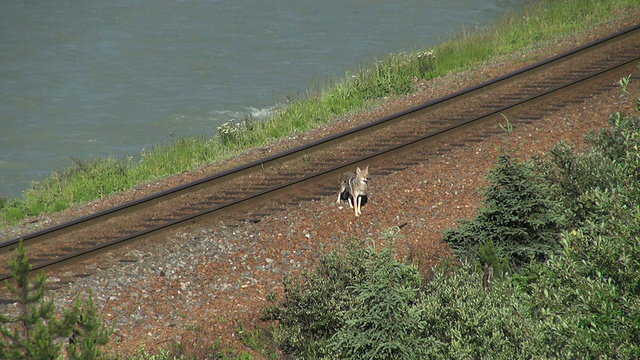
[
  {"x1": 328, "y1": 241, "x2": 427, "y2": 359},
  {"x1": 0, "y1": 241, "x2": 111, "y2": 360},
  {"x1": 261, "y1": 240, "x2": 372, "y2": 358},
  {"x1": 544, "y1": 109, "x2": 640, "y2": 227},
  {"x1": 443, "y1": 154, "x2": 564, "y2": 268},
  {"x1": 263, "y1": 228, "x2": 427, "y2": 359}
]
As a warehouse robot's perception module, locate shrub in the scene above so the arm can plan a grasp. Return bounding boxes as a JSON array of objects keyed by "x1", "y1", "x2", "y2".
[
  {"x1": 586, "y1": 109, "x2": 640, "y2": 163},
  {"x1": 262, "y1": 240, "x2": 371, "y2": 358},
  {"x1": 0, "y1": 241, "x2": 111, "y2": 360},
  {"x1": 443, "y1": 154, "x2": 563, "y2": 267},
  {"x1": 263, "y1": 228, "x2": 425, "y2": 359},
  {"x1": 419, "y1": 262, "x2": 540, "y2": 359},
  {"x1": 544, "y1": 108, "x2": 640, "y2": 227},
  {"x1": 526, "y1": 222, "x2": 640, "y2": 358},
  {"x1": 328, "y1": 243, "x2": 427, "y2": 359}
]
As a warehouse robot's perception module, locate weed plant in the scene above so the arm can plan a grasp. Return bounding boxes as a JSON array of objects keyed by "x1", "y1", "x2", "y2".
[{"x1": 1, "y1": 0, "x2": 637, "y2": 228}]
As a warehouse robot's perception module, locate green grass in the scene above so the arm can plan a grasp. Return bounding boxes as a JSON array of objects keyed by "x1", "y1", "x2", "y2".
[{"x1": 1, "y1": 0, "x2": 638, "y2": 228}]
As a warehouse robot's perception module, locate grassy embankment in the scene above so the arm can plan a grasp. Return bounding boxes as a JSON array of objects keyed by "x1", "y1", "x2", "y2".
[{"x1": 1, "y1": 0, "x2": 638, "y2": 227}]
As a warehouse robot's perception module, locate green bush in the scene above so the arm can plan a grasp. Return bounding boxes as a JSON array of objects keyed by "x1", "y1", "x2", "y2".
[
  {"x1": 262, "y1": 240, "x2": 371, "y2": 358},
  {"x1": 419, "y1": 216, "x2": 640, "y2": 359},
  {"x1": 443, "y1": 154, "x2": 563, "y2": 267},
  {"x1": 263, "y1": 229, "x2": 427, "y2": 359},
  {"x1": 544, "y1": 141, "x2": 621, "y2": 220},
  {"x1": 587, "y1": 110, "x2": 640, "y2": 163},
  {"x1": 418, "y1": 171, "x2": 640, "y2": 358},
  {"x1": 328, "y1": 243, "x2": 427, "y2": 359},
  {"x1": 525, "y1": 222, "x2": 640, "y2": 358},
  {"x1": 419, "y1": 262, "x2": 541, "y2": 359},
  {"x1": 0, "y1": 241, "x2": 111, "y2": 360},
  {"x1": 544, "y1": 109, "x2": 640, "y2": 226}
]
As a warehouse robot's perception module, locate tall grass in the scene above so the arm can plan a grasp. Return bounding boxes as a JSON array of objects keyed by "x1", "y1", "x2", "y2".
[{"x1": 1, "y1": 0, "x2": 638, "y2": 228}]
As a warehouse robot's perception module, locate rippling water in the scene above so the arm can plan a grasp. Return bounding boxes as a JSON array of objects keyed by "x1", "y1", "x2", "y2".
[{"x1": 0, "y1": 0, "x2": 524, "y2": 199}]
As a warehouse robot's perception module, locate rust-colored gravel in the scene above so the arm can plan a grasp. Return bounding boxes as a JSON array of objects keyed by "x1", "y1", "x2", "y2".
[{"x1": 2, "y1": 15, "x2": 640, "y2": 359}]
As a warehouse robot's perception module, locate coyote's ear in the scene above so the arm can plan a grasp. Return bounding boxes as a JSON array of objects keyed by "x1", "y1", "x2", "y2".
[{"x1": 356, "y1": 167, "x2": 361, "y2": 173}]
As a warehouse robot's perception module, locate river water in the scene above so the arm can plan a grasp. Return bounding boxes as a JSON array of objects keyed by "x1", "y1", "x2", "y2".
[{"x1": 0, "y1": 0, "x2": 524, "y2": 199}]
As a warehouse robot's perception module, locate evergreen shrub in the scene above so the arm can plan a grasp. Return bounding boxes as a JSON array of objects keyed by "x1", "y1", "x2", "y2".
[
  {"x1": 328, "y1": 243, "x2": 427, "y2": 359},
  {"x1": 443, "y1": 154, "x2": 563, "y2": 267},
  {"x1": 262, "y1": 240, "x2": 370, "y2": 358},
  {"x1": 0, "y1": 242, "x2": 111, "y2": 360},
  {"x1": 263, "y1": 229, "x2": 427, "y2": 359}
]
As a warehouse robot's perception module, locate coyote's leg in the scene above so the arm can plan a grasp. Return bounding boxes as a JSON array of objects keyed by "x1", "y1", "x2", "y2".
[{"x1": 336, "y1": 184, "x2": 345, "y2": 204}]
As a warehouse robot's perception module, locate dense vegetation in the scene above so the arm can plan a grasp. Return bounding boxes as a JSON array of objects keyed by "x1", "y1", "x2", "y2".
[
  {"x1": 1, "y1": 0, "x2": 638, "y2": 227},
  {"x1": 263, "y1": 80, "x2": 640, "y2": 359}
]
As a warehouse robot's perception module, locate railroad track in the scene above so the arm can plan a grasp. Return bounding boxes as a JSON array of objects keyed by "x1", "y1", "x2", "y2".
[{"x1": 1, "y1": 24, "x2": 639, "y2": 283}]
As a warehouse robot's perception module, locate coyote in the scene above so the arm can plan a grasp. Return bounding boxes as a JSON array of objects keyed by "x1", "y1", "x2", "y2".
[{"x1": 336, "y1": 166, "x2": 369, "y2": 217}]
